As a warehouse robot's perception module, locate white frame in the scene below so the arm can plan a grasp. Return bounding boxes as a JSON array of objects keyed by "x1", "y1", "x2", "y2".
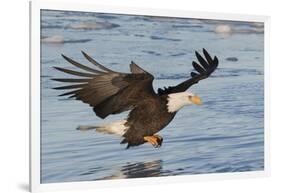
[{"x1": 30, "y1": 0, "x2": 271, "y2": 192}]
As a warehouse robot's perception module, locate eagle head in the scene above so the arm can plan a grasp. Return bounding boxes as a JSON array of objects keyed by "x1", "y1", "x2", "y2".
[{"x1": 166, "y1": 92, "x2": 202, "y2": 113}]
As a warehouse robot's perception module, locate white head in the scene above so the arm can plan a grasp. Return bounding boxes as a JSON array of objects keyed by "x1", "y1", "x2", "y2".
[{"x1": 166, "y1": 92, "x2": 202, "y2": 113}]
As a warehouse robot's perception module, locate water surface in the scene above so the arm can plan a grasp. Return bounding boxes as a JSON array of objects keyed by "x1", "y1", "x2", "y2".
[{"x1": 41, "y1": 10, "x2": 264, "y2": 183}]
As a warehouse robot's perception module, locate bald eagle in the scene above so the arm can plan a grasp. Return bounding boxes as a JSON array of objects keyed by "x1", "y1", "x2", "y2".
[{"x1": 52, "y1": 49, "x2": 218, "y2": 148}]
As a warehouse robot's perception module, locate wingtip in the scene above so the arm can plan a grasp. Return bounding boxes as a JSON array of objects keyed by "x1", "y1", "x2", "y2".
[
  {"x1": 51, "y1": 78, "x2": 65, "y2": 83},
  {"x1": 191, "y1": 72, "x2": 198, "y2": 77},
  {"x1": 61, "y1": 54, "x2": 70, "y2": 61},
  {"x1": 61, "y1": 54, "x2": 72, "y2": 61},
  {"x1": 81, "y1": 51, "x2": 91, "y2": 59},
  {"x1": 81, "y1": 50, "x2": 86, "y2": 55},
  {"x1": 81, "y1": 51, "x2": 90, "y2": 59},
  {"x1": 195, "y1": 50, "x2": 202, "y2": 59},
  {"x1": 51, "y1": 78, "x2": 57, "y2": 81},
  {"x1": 202, "y1": 48, "x2": 208, "y2": 54},
  {"x1": 213, "y1": 56, "x2": 219, "y2": 65},
  {"x1": 53, "y1": 66, "x2": 66, "y2": 72}
]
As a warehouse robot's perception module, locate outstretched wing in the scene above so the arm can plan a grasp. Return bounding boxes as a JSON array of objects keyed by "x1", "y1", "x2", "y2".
[
  {"x1": 52, "y1": 51, "x2": 155, "y2": 119},
  {"x1": 157, "y1": 48, "x2": 219, "y2": 95}
]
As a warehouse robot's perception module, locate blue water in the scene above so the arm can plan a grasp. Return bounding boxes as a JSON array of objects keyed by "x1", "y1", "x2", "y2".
[{"x1": 40, "y1": 10, "x2": 264, "y2": 183}]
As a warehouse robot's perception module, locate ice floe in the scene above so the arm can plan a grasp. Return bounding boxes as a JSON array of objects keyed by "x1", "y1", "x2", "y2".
[
  {"x1": 41, "y1": 35, "x2": 91, "y2": 44},
  {"x1": 215, "y1": 25, "x2": 232, "y2": 35},
  {"x1": 41, "y1": 35, "x2": 64, "y2": 43},
  {"x1": 69, "y1": 21, "x2": 119, "y2": 30}
]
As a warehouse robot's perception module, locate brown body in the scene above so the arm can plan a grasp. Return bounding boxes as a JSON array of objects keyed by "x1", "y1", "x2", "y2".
[{"x1": 122, "y1": 96, "x2": 176, "y2": 147}]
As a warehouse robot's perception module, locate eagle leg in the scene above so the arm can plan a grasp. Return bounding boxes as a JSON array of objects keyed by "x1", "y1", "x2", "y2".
[{"x1": 144, "y1": 135, "x2": 163, "y2": 148}]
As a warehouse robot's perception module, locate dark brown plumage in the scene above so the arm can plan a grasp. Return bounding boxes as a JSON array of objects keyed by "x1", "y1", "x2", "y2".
[{"x1": 52, "y1": 49, "x2": 219, "y2": 148}]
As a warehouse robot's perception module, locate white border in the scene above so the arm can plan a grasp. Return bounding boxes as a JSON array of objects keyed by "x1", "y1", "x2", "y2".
[{"x1": 30, "y1": 0, "x2": 270, "y2": 192}]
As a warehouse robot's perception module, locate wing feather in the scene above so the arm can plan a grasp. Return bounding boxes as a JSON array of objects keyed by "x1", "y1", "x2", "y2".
[
  {"x1": 53, "y1": 67, "x2": 94, "y2": 77},
  {"x1": 130, "y1": 61, "x2": 148, "y2": 74},
  {"x1": 53, "y1": 52, "x2": 155, "y2": 119},
  {"x1": 81, "y1": 51, "x2": 115, "y2": 73},
  {"x1": 58, "y1": 89, "x2": 82, "y2": 97},
  {"x1": 203, "y1": 48, "x2": 213, "y2": 64},
  {"x1": 195, "y1": 51, "x2": 209, "y2": 69},
  {"x1": 61, "y1": 54, "x2": 105, "y2": 74},
  {"x1": 53, "y1": 84, "x2": 88, "y2": 90},
  {"x1": 190, "y1": 72, "x2": 198, "y2": 77},
  {"x1": 192, "y1": 61, "x2": 206, "y2": 74},
  {"x1": 158, "y1": 48, "x2": 219, "y2": 95},
  {"x1": 51, "y1": 78, "x2": 91, "y2": 83}
]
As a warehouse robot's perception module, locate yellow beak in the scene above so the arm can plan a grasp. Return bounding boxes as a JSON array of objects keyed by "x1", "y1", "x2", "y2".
[{"x1": 190, "y1": 95, "x2": 202, "y2": 105}]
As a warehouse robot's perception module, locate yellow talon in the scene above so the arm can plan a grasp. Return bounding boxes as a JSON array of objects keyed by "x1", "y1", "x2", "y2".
[{"x1": 144, "y1": 135, "x2": 163, "y2": 148}]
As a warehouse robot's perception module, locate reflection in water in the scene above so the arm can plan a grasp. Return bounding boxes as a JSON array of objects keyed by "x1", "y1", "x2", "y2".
[
  {"x1": 81, "y1": 160, "x2": 163, "y2": 180},
  {"x1": 105, "y1": 160, "x2": 162, "y2": 180},
  {"x1": 119, "y1": 160, "x2": 162, "y2": 179}
]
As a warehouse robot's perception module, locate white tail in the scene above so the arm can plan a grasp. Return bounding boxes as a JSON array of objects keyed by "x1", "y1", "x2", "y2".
[{"x1": 77, "y1": 120, "x2": 128, "y2": 136}]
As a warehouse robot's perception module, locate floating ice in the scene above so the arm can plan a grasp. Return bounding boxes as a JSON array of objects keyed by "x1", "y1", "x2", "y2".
[
  {"x1": 214, "y1": 23, "x2": 264, "y2": 36},
  {"x1": 214, "y1": 25, "x2": 232, "y2": 34},
  {"x1": 41, "y1": 35, "x2": 92, "y2": 44},
  {"x1": 41, "y1": 35, "x2": 64, "y2": 44},
  {"x1": 69, "y1": 21, "x2": 119, "y2": 30}
]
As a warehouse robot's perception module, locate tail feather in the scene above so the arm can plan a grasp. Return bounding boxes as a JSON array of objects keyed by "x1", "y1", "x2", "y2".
[{"x1": 77, "y1": 120, "x2": 128, "y2": 136}]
